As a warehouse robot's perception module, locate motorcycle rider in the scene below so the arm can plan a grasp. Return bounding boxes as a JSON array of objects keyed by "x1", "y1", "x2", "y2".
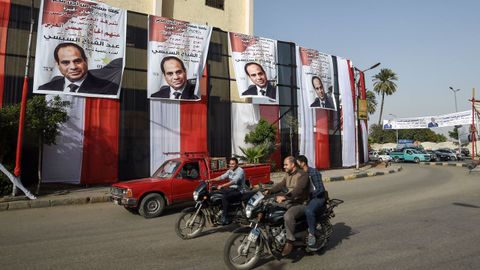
[
  {"x1": 296, "y1": 155, "x2": 326, "y2": 248},
  {"x1": 266, "y1": 156, "x2": 309, "y2": 256},
  {"x1": 209, "y1": 157, "x2": 246, "y2": 225}
]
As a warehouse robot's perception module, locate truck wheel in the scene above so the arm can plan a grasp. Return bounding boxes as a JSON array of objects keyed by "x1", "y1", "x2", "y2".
[
  {"x1": 414, "y1": 157, "x2": 420, "y2": 163},
  {"x1": 139, "y1": 193, "x2": 166, "y2": 218},
  {"x1": 393, "y1": 157, "x2": 400, "y2": 163}
]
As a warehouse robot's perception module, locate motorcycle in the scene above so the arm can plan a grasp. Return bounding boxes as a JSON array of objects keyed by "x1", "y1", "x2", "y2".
[
  {"x1": 223, "y1": 190, "x2": 343, "y2": 270},
  {"x1": 175, "y1": 180, "x2": 255, "y2": 240}
]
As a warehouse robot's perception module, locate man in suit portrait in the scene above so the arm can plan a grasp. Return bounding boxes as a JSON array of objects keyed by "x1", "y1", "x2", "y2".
[
  {"x1": 309, "y1": 76, "x2": 334, "y2": 109},
  {"x1": 428, "y1": 117, "x2": 439, "y2": 128},
  {"x1": 241, "y1": 62, "x2": 276, "y2": 99},
  {"x1": 151, "y1": 56, "x2": 199, "y2": 100},
  {"x1": 38, "y1": 42, "x2": 121, "y2": 95},
  {"x1": 383, "y1": 120, "x2": 393, "y2": 129}
]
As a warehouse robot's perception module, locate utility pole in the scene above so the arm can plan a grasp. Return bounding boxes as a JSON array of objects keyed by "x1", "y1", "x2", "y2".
[{"x1": 354, "y1": 62, "x2": 380, "y2": 170}]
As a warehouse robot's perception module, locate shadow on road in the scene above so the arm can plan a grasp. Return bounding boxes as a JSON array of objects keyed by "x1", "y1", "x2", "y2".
[
  {"x1": 452, "y1": 202, "x2": 480, "y2": 208},
  {"x1": 251, "y1": 222, "x2": 355, "y2": 269},
  {"x1": 195, "y1": 223, "x2": 242, "y2": 238}
]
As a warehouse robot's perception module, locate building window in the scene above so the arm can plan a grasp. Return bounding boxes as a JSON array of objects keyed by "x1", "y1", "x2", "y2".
[{"x1": 206, "y1": 0, "x2": 224, "y2": 10}]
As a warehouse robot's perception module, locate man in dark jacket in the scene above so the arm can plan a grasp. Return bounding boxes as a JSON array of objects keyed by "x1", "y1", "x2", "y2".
[
  {"x1": 267, "y1": 156, "x2": 309, "y2": 256},
  {"x1": 38, "y1": 42, "x2": 121, "y2": 95},
  {"x1": 310, "y1": 76, "x2": 334, "y2": 109},
  {"x1": 151, "y1": 56, "x2": 199, "y2": 100},
  {"x1": 297, "y1": 155, "x2": 326, "y2": 248},
  {"x1": 241, "y1": 62, "x2": 276, "y2": 99}
]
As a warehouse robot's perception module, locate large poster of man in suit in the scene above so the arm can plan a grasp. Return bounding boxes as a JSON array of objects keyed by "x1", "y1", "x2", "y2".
[
  {"x1": 147, "y1": 16, "x2": 212, "y2": 101},
  {"x1": 33, "y1": 0, "x2": 126, "y2": 99},
  {"x1": 229, "y1": 32, "x2": 278, "y2": 104},
  {"x1": 298, "y1": 47, "x2": 336, "y2": 111}
]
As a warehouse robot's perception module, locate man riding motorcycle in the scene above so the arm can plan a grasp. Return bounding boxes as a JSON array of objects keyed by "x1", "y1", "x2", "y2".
[
  {"x1": 296, "y1": 155, "x2": 327, "y2": 248},
  {"x1": 209, "y1": 157, "x2": 246, "y2": 225},
  {"x1": 265, "y1": 156, "x2": 309, "y2": 256}
]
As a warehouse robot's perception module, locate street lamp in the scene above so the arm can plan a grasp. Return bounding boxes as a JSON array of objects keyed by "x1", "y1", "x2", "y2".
[
  {"x1": 449, "y1": 86, "x2": 461, "y2": 157},
  {"x1": 449, "y1": 87, "x2": 460, "y2": 112},
  {"x1": 389, "y1": 113, "x2": 399, "y2": 145},
  {"x1": 354, "y1": 62, "x2": 381, "y2": 170}
]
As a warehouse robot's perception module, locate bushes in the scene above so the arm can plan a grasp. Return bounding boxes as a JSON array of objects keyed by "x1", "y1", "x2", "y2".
[{"x1": 0, "y1": 95, "x2": 70, "y2": 196}]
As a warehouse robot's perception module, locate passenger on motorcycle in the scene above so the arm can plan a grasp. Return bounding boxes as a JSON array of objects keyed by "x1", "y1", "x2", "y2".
[
  {"x1": 209, "y1": 157, "x2": 246, "y2": 225},
  {"x1": 265, "y1": 156, "x2": 309, "y2": 256},
  {"x1": 296, "y1": 155, "x2": 326, "y2": 248}
]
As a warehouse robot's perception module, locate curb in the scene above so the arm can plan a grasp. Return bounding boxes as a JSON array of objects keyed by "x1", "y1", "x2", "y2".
[
  {"x1": 0, "y1": 195, "x2": 111, "y2": 212},
  {"x1": 323, "y1": 166, "x2": 403, "y2": 182},
  {"x1": 1, "y1": 167, "x2": 403, "y2": 212},
  {"x1": 419, "y1": 162, "x2": 468, "y2": 168}
]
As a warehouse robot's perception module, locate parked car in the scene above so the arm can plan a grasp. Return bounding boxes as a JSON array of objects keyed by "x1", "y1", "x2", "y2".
[
  {"x1": 369, "y1": 151, "x2": 392, "y2": 162},
  {"x1": 461, "y1": 148, "x2": 470, "y2": 157},
  {"x1": 425, "y1": 150, "x2": 440, "y2": 162},
  {"x1": 389, "y1": 148, "x2": 430, "y2": 163},
  {"x1": 432, "y1": 150, "x2": 454, "y2": 161},
  {"x1": 436, "y1": 148, "x2": 460, "y2": 161},
  {"x1": 110, "y1": 153, "x2": 271, "y2": 218}
]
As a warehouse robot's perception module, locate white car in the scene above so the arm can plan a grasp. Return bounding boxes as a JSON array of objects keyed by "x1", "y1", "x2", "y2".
[{"x1": 369, "y1": 151, "x2": 393, "y2": 162}]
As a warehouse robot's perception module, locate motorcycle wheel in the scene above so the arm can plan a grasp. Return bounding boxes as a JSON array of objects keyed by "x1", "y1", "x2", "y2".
[
  {"x1": 224, "y1": 229, "x2": 263, "y2": 270},
  {"x1": 175, "y1": 210, "x2": 206, "y2": 240}
]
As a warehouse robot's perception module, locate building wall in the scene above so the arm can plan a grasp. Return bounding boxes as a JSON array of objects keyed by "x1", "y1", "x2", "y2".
[
  {"x1": 101, "y1": 0, "x2": 156, "y2": 15},
  {"x1": 161, "y1": 0, "x2": 253, "y2": 35}
]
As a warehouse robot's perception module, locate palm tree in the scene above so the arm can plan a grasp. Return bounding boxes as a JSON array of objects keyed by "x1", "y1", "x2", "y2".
[
  {"x1": 373, "y1": 68, "x2": 398, "y2": 125},
  {"x1": 366, "y1": 90, "x2": 377, "y2": 120}
]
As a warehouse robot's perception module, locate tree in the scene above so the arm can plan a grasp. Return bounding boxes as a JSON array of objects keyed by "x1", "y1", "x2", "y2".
[
  {"x1": 366, "y1": 90, "x2": 377, "y2": 119},
  {"x1": 448, "y1": 126, "x2": 459, "y2": 140},
  {"x1": 369, "y1": 123, "x2": 447, "y2": 144},
  {"x1": 237, "y1": 118, "x2": 277, "y2": 164},
  {"x1": 0, "y1": 96, "x2": 70, "y2": 195},
  {"x1": 244, "y1": 119, "x2": 276, "y2": 145},
  {"x1": 373, "y1": 68, "x2": 398, "y2": 125}
]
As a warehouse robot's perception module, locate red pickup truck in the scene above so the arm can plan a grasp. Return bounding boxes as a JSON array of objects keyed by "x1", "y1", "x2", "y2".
[{"x1": 110, "y1": 153, "x2": 271, "y2": 218}]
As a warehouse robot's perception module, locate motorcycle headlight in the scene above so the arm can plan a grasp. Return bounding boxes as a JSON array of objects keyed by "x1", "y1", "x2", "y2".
[
  {"x1": 193, "y1": 191, "x2": 199, "y2": 201},
  {"x1": 245, "y1": 205, "x2": 253, "y2": 218}
]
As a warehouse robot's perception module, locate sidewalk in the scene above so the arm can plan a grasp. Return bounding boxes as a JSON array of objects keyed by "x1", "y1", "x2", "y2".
[{"x1": 0, "y1": 163, "x2": 402, "y2": 212}]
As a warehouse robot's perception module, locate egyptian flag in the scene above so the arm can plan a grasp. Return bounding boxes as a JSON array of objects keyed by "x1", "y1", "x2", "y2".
[
  {"x1": 337, "y1": 58, "x2": 355, "y2": 167},
  {"x1": 150, "y1": 71, "x2": 208, "y2": 174},
  {"x1": 42, "y1": 96, "x2": 120, "y2": 184},
  {"x1": 0, "y1": 0, "x2": 10, "y2": 107},
  {"x1": 295, "y1": 46, "x2": 331, "y2": 169}
]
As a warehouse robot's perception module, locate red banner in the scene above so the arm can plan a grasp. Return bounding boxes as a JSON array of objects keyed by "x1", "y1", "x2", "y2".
[{"x1": 0, "y1": 0, "x2": 10, "y2": 107}]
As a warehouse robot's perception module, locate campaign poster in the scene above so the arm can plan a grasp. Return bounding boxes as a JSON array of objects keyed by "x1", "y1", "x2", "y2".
[
  {"x1": 298, "y1": 47, "x2": 336, "y2": 110},
  {"x1": 383, "y1": 110, "x2": 473, "y2": 129},
  {"x1": 229, "y1": 32, "x2": 278, "y2": 104},
  {"x1": 147, "y1": 16, "x2": 212, "y2": 101},
  {"x1": 33, "y1": 0, "x2": 126, "y2": 99}
]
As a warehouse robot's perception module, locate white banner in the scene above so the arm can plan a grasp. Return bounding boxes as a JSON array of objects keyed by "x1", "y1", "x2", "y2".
[
  {"x1": 33, "y1": 0, "x2": 126, "y2": 99},
  {"x1": 229, "y1": 32, "x2": 278, "y2": 104},
  {"x1": 383, "y1": 110, "x2": 473, "y2": 129},
  {"x1": 147, "y1": 16, "x2": 212, "y2": 101},
  {"x1": 298, "y1": 47, "x2": 336, "y2": 110}
]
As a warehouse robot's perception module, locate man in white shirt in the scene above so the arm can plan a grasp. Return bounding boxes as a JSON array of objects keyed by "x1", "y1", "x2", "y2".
[{"x1": 209, "y1": 157, "x2": 246, "y2": 225}]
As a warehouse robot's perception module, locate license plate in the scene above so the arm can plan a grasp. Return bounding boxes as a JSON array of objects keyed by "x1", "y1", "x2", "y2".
[
  {"x1": 247, "y1": 228, "x2": 260, "y2": 242},
  {"x1": 113, "y1": 199, "x2": 119, "y2": 205}
]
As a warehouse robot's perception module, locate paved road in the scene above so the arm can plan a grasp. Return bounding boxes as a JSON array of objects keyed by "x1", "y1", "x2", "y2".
[{"x1": 1, "y1": 165, "x2": 480, "y2": 270}]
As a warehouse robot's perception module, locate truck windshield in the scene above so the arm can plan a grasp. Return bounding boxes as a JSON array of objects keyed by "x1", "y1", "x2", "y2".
[{"x1": 153, "y1": 160, "x2": 181, "y2": 178}]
